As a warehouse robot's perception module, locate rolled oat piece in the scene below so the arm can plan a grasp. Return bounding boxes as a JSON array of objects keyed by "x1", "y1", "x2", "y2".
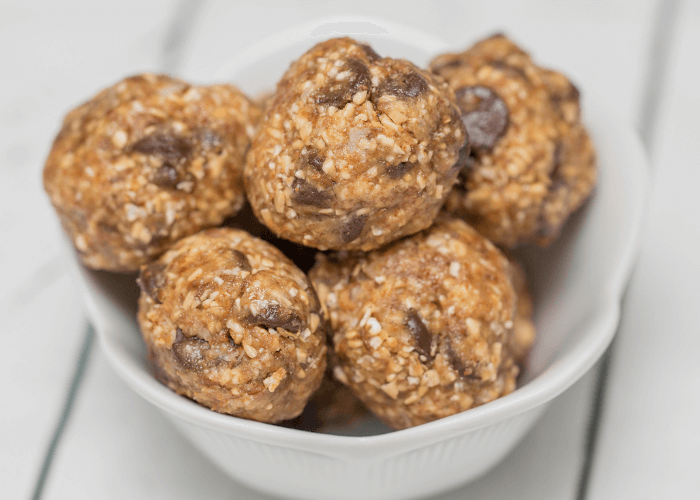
[
  {"x1": 43, "y1": 73, "x2": 260, "y2": 272},
  {"x1": 245, "y1": 37, "x2": 466, "y2": 251},
  {"x1": 431, "y1": 34, "x2": 597, "y2": 247},
  {"x1": 137, "y1": 227, "x2": 327, "y2": 423},
  {"x1": 310, "y1": 217, "x2": 532, "y2": 430}
]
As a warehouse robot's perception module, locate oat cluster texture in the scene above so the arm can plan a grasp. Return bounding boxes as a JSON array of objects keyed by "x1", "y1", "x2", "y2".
[
  {"x1": 244, "y1": 37, "x2": 466, "y2": 251},
  {"x1": 43, "y1": 74, "x2": 259, "y2": 272},
  {"x1": 310, "y1": 217, "x2": 533, "y2": 429},
  {"x1": 431, "y1": 34, "x2": 597, "y2": 247},
  {"x1": 137, "y1": 228, "x2": 328, "y2": 423},
  {"x1": 40, "y1": 32, "x2": 599, "y2": 429}
]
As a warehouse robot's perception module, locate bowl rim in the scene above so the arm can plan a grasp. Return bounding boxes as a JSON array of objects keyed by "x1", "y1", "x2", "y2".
[{"x1": 73, "y1": 17, "x2": 650, "y2": 458}]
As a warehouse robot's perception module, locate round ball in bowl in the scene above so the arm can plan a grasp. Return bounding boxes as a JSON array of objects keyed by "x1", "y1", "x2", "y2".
[
  {"x1": 62, "y1": 22, "x2": 649, "y2": 500},
  {"x1": 431, "y1": 34, "x2": 597, "y2": 247},
  {"x1": 43, "y1": 73, "x2": 260, "y2": 272},
  {"x1": 310, "y1": 217, "x2": 533, "y2": 429},
  {"x1": 137, "y1": 227, "x2": 327, "y2": 423},
  {"x1": 245, "y1": 37, "x2": 466, "y2": 251}
]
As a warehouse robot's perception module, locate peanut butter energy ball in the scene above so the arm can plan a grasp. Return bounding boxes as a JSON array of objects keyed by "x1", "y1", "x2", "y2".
[
  {"x1": 245, "y1": 37, "x2": 466, "y2": 251},
  {"x1": 310, "y1": 217, "x2": 533, "y2": 430},
  {"x1": 137, "y1": 227, "x2": 327, "y2": 423},
  {"x1": 431, "y1": 34, "x2": 597, "y2": 247},
  {"x1": 43, "y1": 73, "x2": 260, "y2": 272}
]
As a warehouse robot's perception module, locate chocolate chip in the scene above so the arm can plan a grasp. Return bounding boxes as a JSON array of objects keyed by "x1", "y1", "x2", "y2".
[
  {"x1": 568, "y1": 83, "x2": 581, "y2": 104},
  {"x1": 339, "y1": 214, "x2": 367, "y2": 244},
  {"x1": 152, "y1": 163, "x2": 180, "y2": 188},
  {"x1": 549, "y1": 81, "x2": 581, "y2": 115},
  {"x1": 130, "y1": 133, "x2": 192, "y2": 163},
  {"x1": 454, "y1": 86, "x2": 509, "y2": 152},
  {"x1": 247, "y1": 303, "x2": 305, "y2": 332},
  {"x1": 385, "y1": 161, "x2": 415, "y2": 179},
  {"x1": 172, "y1": 328, "x2": 210, "y2": 371},
  {"x1": 315, "y1": 58, "x2": 371, "y2": 108},
  {"x1": 405, "y1": 309, "x2": 432, "y2": 360},
  {"x1": 446, "y1": 339, "x2": 480, "y2": 380},
  {"x1": 303, "y1": 149, "x2": 325, "y2": 172},
  {"x1": 137, "y1": 263, "x2": 166, "y2": 303},
  {"x1": 291, "y1": 178, "x2": 333, "y2": 207},
  {"x1": 175, "y1": 327, "x2": 186, "y2": 342},
  {"x1": 375, "y1": 71, "x2": 428, "y2": 99},
  {"x1": 359, "y1": 43, "x2": 381, "y2": 62},
  {"x1": 551, "y1": 142, "x2": 565, "y2": 178},
  {"x1": 491, "y1": 61, "x2": 529, "y2": 83},
  {"x1": 228, "y1": 249, "x2": 252, "y2": 272}
]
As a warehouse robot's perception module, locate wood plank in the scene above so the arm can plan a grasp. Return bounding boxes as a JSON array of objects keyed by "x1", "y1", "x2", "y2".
[
  {"x1": 587, "y1": 1, "x2": 700, "y2": 498},
  {"x1": 0, "y1": 2, "x2": 173, "y2": 497}
]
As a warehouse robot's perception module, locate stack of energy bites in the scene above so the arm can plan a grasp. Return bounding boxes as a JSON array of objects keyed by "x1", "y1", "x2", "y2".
[{"x1": 44, "y1": 34, "x2": 595, "y2": 431}]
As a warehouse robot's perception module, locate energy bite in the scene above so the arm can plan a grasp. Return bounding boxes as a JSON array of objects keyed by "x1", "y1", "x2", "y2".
[
  {"x1": 431, "y1": 34, "x2": 597, "y2": 247},
  {"x1": 310, "y1": 217, "x2": 531, "y2": 430},
  {"x1": 44, "y1": 73, "x2": 260, "y2": 272},
  {"x1": 137, "y1": 227, "x2": 327, "y2": 423},
  {"x1": 245, "y1": 37, "x2": 466, "y2": 251}
]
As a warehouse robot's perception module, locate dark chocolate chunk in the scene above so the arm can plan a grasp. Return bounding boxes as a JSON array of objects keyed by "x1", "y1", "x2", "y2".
[
  {"x1": 152, "y1": 163, "x2": 180, "y2": 188},
  {"x1": 446, "y1": 339, "x2": 480, "y2": 380},
  {"x1": 385, "y1": 161, "x2": 415, "y2": 179},
  {"x1": 291, "y1": 178, "x2": 333, "y2": 207},
  {"x1": 137, "y1": 262, "x2": 166, "y2": 303},
  {"x1": 130, "y1": 133, "x2": 192, "y2": 163},
  {"x1": 359, "y1": 43, "x2": 381, "y2": 62},
  {"x1": 568, "y1": 83, "x2": 581, "y2": 104},
  {"x1": 315, "y1": 58, "x2": 371, "y2": 108},
  {"x1": 491, "y1": 61, "x2": 529, "y2": 83},
  {"x1": 375, "y1": 71, "x2": 428, "y2": 99},
  {"x1": 551, "y1": 142, "x2": 565, "y2": 178},
  {"x1": 303, "y1": 149, "x2": 325, "y2": 172},
  {"x1": 172, "y1": 328, "x2": 210, "y2": 371},
  {"x1": 175, "y1": 327, "x2": 186, "y2": 343},
  {"x1": 405, "y1": 309, "x2": 432, "y2": 360},
  {"x1": 552, "y1": 81, "x2": 580, "y2": 105},
  {"x1": 247, "y1": 303, "x2": 305, "y2": 332},
  {"x1": 228, "y1": 249, "x2": 252, "y2": 272},
  {"x1": 454, "y1": 86, "x2": 509, "y2": 152},
  {"x1": 549, "y1": 81, "x2": 581, "y2": 117},
  {"x1": 339, "y1": 214, "x2": 367, "y2": 244}
]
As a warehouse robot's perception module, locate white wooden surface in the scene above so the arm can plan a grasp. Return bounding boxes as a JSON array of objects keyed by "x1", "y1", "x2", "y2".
[
  {"x1": 1, "y1": 1, "x2": 697, "y2": 499},
  {"x1": 588, "y1": 1, "x2": 700, "y2": 498}
]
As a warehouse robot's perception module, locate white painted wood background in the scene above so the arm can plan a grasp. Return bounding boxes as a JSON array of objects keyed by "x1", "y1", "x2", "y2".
[{"x1": 1, "y1": 1, "x2": 697, "y2": 498}]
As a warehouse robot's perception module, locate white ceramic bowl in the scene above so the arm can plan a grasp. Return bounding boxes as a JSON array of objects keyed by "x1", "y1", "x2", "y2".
[{"x1": 64, "y1": 18, "x2": 649, "y2": 500}]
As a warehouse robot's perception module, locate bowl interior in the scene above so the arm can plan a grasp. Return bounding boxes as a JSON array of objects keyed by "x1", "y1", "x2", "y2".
[{"x1": 65, "y1": 19, "x2": 649, "y2": 444}]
